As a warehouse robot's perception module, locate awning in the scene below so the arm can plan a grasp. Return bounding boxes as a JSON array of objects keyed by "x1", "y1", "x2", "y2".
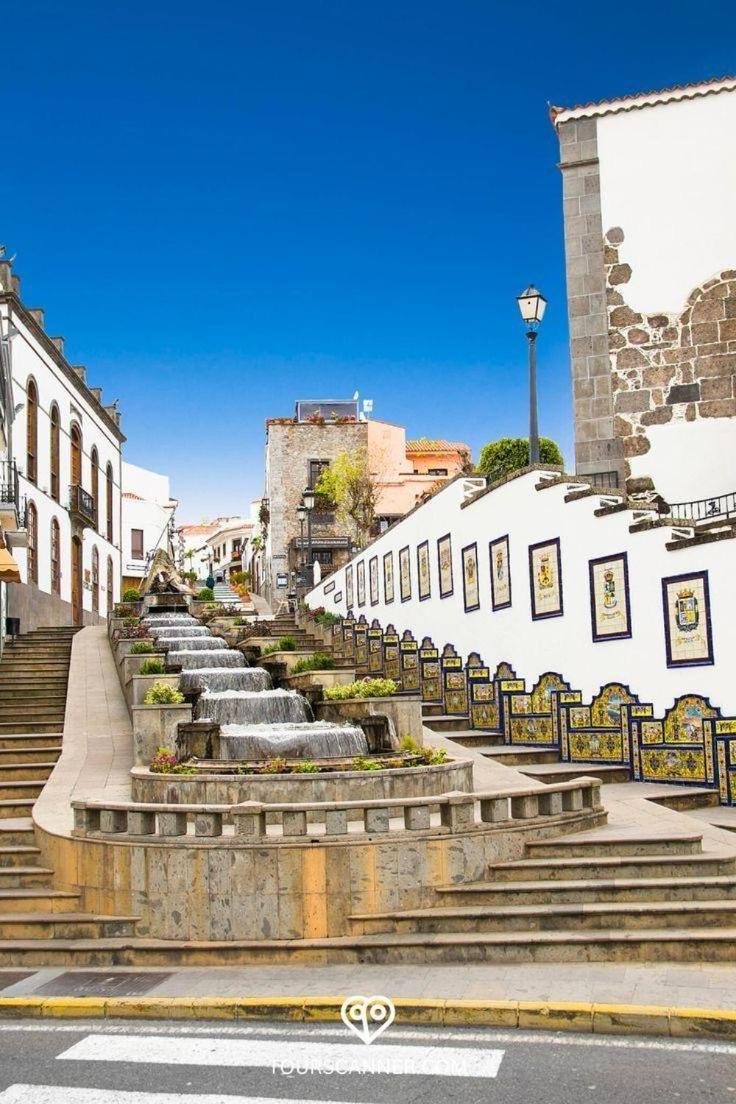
[{"x1": 0, "y1": 549, "x2": 21, "y2": 583}]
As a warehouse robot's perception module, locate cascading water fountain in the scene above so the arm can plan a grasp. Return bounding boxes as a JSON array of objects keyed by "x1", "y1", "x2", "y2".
[{"x1": 143, "y1": 610, "x2": 368, "y2": 760}]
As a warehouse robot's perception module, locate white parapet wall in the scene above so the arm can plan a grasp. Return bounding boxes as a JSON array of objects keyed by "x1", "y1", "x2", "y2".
[{"x1": 306, "y1": 471, "x2": 736, "y2": 714}]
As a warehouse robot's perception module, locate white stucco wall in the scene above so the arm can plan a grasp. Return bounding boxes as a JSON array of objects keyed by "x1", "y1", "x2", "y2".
[
  {"x1": 597, "y1": 91, "x2": 736, "y2": 314},
  {"x1": 121, "y1": 461, "x2": 174, "y2": 580},
  {"x1": 308, "y1": 473, "x2": 736, "y2": 714}
]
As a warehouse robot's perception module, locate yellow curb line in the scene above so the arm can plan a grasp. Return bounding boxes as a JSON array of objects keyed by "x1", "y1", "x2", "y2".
[{"x1": 0, "y1": 996, "x2": 735, "y2": 1038}]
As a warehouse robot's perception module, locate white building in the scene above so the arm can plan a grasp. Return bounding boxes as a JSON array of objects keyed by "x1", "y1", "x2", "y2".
[
  {"x1": 121, "y1": 461, "x2": 177, "y2": 592},
  {"x1": 177, "y1": 516, "x2": 247, "y2": 585},
  {"x1": 205, "y1": 517, "x2": 252, "y2": 583},
  {"x1": 0, "y1": 254, "x2": 124, "y2": 633}
]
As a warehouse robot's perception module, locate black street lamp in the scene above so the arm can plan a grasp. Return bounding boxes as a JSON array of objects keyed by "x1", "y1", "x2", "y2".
[
  {"x1": 516, "y1": 285, "x2": 547, "y2": 465},
  {"x1": 296, "y1": 503, "x2": 307, "y2": 589},
  {"x1": 302, "y1": 487, "x2": 315, "y2": 590}
]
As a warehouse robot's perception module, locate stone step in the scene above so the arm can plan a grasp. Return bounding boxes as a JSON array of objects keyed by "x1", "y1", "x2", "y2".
[
  {"x1": 0, "y1": 888, "x2": 80, "y2": 913},
  {"x1": 0, "y1": 703, "x2": 66, "y2": 717},
  {"x1": 0, "y1": 913, "x2": 138, "y2": 939},
  {"x1": 0, "y1": 734, "x2": 62, "y2": 750},
  {"x1": 422, "y1": 716, "x2": 472, "y2": 733},
  {"x1": 435, "y1": 874, "x2": 736, "y2": 906},
  {"x1": 0, "y1": 689, "x2": 68, "y2": 701},
  {"x1": 482, "y1": 747, "x2": 561, "y2": 764},
  {"x1": 439, "y1": 731, "x2": 506, "y2": 747},
  {"x1": 0, "y1": 764, "x2": 55, "y2": 783},
  {"x1": 2, "y1": 927, "x2": 736, "y2": 965},
  {"x1": 0, "y1": 722, "x2": 63, "y2": 735},
  {"x1": 524, "y1": 832, "x2": 703, "y2": 859},
  {"x1": 421, "y1": 704, "x2": 445, "y2": 717},
  {"x1": 649, "y1": 788, "x2": 721, "y2": 811},
  {"x1": 0, "y1": 865, "x2": 53, "y2": 888},
  {"x1": 490, "y1": 851, "x2": 736, "y2": 882},
  {"x1": 0, "y1": 821, "x2": 36, "y2": 847},
  {"x1": 0, "y1": 748, "x2": 60, "y2": 764},
  {"x1": 518, "y1": 763, "x2": 632, "y2": 785},
  {"x1": 351, "y1": 899, "x2": 736, "y2": 935},
  {"x1": 0, "y1": 846, "x2": 42, "y2": 868},
  {"x1": 0, "y1": 781, "x2": 44, "y2": 801},
  {"x1": 0, "y1": 799, "x2": 37, "y2": 819}
]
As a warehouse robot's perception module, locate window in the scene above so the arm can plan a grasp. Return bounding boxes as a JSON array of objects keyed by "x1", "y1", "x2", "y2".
[
  {"x1": 106, "y1": 463, "x2": 114, "y2": 542},
  {"x1": 232, "y1": 539, "x2": 242, "y2": 555},
  {"x1": 313, "y1": 550, "x2": 333, "y2": 565},
  {"x1": 131, "y1": 528, "x2": 144, "y2": 560},
  {"x1": 427, "y1": 468, "x2": 448, "y2": 477},
  {"x1": 27, "y1": 500, "x2": 38, "y2": 584},
  {"x1": 50, "y1": 404, "x2": 60, "y2": 501},
  {"x1": 106, "y1": 555, "x2": 114, "y2": 613},
  {"x1": 91, "y1": 546, "x2": 99, "y2": 612},
  {"x1": 26, "y1": 379, "x2": 38, "y2": 483},
  {"x1": 50, "y1": 518, "x2": 61, "y2": 594},
  {"x1": 90, "y1": 447, "x2": 99, "y2": 528},
  {"x1": 70, "y1": 423, "x2": 82, "y2": 487},
  {"x1": 308, "y1": 459, "x2": 329, "y2": 489}
]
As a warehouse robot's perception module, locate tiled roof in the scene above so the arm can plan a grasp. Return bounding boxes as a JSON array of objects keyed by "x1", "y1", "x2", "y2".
[
  {"x1": 405, "y1": 438, "x2": 470, "y2": 455},
  {"x1": 550, "y1": 74, "x2": 736, "y2": 125},
  {"x1": 122, "y1": 492, "x2": 143, "y2": 501}
]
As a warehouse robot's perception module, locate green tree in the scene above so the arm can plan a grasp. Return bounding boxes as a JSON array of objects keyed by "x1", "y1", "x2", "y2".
[
  {"x1": 477, "y1": 436, "x2": 563, "y2": 484},
  {"x1": 315, "y1": 447, "x2": 378, "y2": 548}
]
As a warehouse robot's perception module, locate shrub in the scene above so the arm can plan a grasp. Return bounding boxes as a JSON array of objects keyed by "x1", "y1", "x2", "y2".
[
  {"x1": 278, "y1": 635, "x2": 296, "y2": 651},
  {"x1": 129, "y1": 640, "x2": 155, "y2": 654},
  {"x1": 233, "y1": 617, "x2": 247, "y2": 626},
  {"x1": 399, "y1": 735, "x2": 422, "y2": 754},
  {"x1": 150, "y1": 746, "x2": 196, "y2": 775},
  {"x1": 290, "y1": 652, "x2": 336, "y2": 674},
  {"x1": 477, "y1": 436, "x2": 563, "y2": 483},
  {"x1": 123, "y1": 616, "x2": 140, "y2": 627},
  {"x1": 351, "y1": 756, "x2": 382, "y2": 771},
  {"x1": 113, "y1": 602, "x2": 136, "y2": 617},
  {"x1": 197, "y1": 587, "x2": 214, "y2": 601},
  {"x1": 314, "y1": 610, "x2": 339, "y2": 626},
  {"x1": 138, "y1": 658, "x2": 165, "y2": 675},
  {"x1": 422, "y1": 747, "x2": 448, "y2": 765},
  {"x1": 261, "y1": 756, "x2": 287, "y2": 774},
  {"x1": 291, "y1": 760, "x2": 319, "y2": 773},
  {"x1": 118, "y1": 623, "x2": 151, "y2": 640},
  {"x1": 323, "y1": 678, "x2": 397, "y2": 701},
  {"x1": 122, "y1": 587, "x2": 141, "y2": 602},
  {"x1": 143, "y1": 681, "x2": 185, "y2": 705}
]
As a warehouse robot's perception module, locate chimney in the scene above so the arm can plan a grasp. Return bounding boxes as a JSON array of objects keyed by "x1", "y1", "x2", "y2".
[
  {"x1": 0, "y1": 262, "x2": 11, "y2": 293},
  {"x1": 72, "y1": 364, "x2": 86, "y2": 382},
  {"x1": 28, "y1": 308, "x2": 44, "y2": 328},
  {"x1": 89, "y1": 386, "x2": 103, "y2": 403},
  {"x1": 50, "y1": 336, "x2": 64, "y2": 353},
  {"x1": 105, "y1": 400, "x2": 121, "y2": 426},
  {"x1": 11, "y1": 275, "x2": 20, "y2": 296}
]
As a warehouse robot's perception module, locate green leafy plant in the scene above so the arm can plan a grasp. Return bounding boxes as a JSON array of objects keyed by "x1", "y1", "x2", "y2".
[
  {"x1": 290, "y1": 652, "x2": 335, "y2": 674},
  {"x1": 422, "y1": 747, "x2": 448, "y2": 765},
  {"x1": 233, "y1": 616, "x2": 247, "y2": 625},
  {"x1": 138, "y1": 658, "x2": 165, "y2": 675},
  {"x1": 351, "y1": 756, "x2": 383, "y2": 771},
  {"x1": 123, "y1": 616, "x2": 140, "y2": 627},
  {"x1": 149, "y1": 746, "x2": 196, "y2": 775},
  {"x1": 113, "y1": 602, "x2": 137, "y2": 617},
  {"x1": 122, "y1": 587, "x2": 141, "y2": 602},
  {"x1": 197, "y1": 587, "x2": 214, "y2": 601},
  {"x1": 399, "y1": 735, "x2": 422, "y2": 754},
  {"x1": 314, "y1": 447, "x2": 378, "y2": 547},
  {"x1": 477, "y1": 436, "x2": 563, "y2": 483},
  {"x1": 129, "y1": 640, "x2": 155, "y2": 654},
  {"x1": 314, "y1": 610, "x2": 339, "y2": 626},
  {"x1": 323, "y1": 678, "x2": 398, "y2": 701},
  {"x1": 261, "y1": 756, "x2": 287, "y2": 774},
  {"x1": 291, "y1": 760, "x2": 319, "y2": 773},
  {"x1": 143, "y1": 681, "x2": 185, "y2": 705}
]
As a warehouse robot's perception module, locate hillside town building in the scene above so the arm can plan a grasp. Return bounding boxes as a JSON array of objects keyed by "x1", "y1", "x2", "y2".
[{"x1": 121, "y1": 461, "x2": 178, "y2": 593}]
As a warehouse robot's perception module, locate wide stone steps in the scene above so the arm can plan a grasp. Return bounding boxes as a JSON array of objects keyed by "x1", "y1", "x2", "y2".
[
  {"x1": 435, "y1": 874, "x2": 736, "y2": 906},
  {"x1": 0, "y1": 888, "x2": 80, "y2": 913},
  {"x1": 0, "y1": 763, "x2": 56, "y2": 783},
  {"x1": 0, "y1": 748, "x2": 60, "y2": 765},
  {"x1": 0, "y1": 820, "x2": 36, "y2": 846},
  {"x1": 0, "y1": 780, "x2": 44, "y2": 802},
  {"x1": 0, "y1": 734, "x2": 62, "y2": 751},
  {"x1": 517, "y1": 763, "x2": 632, "y2": 784},
  {"x1": 0, "y1": 798, "x2": 38, "y2": 818},
  {"x1": 482, "y1": 747, "x2": 561, "y2": 764},
  {"x1": 439, "y1": 732, "x2": 506, "y2": 747},
  {"x1": 0, "y1": 845, "x2": 42, "y2": 867},
  {"x1": 0, "y1": 721, "x2": 63, "y2": 735},
  {"x1": 0, "y1": 865, "x2": 53, "y2": 888},
  {"x1": 0, "y1": 703, "x2": 66, "y2": 718},
  {"x1": 422, "y1": 715, "x2": 473, "y2": 733},
  {"x1": 524, "y1": 831, "x2": 703, "y2": 859},
  {"x1": 489, "y1": 851, "x2": 736, "y2": 882},
  {"x1": 0, "y1": 913, "x2": 138, "y2": 939}
]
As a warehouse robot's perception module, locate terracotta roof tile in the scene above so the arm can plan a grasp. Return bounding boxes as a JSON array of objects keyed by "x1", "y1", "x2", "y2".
[
  {"x1": 405, "y1": 437, "x2": 470, "y2": 455},
  {"x1": 550, "y1": 74, "x2": 736, "y2": 125}
]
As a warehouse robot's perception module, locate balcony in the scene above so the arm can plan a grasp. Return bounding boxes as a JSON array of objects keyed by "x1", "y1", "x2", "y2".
[
  {"x1": 69, "y1": 483, "x2": 97, "y2": 529},
  {"x1": 0, "y1": 460, "x2": 21, "y2": 538}
]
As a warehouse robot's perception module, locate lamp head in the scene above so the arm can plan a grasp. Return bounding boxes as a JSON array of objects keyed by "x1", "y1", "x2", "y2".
[
  {"x1": 516, "y1": 285, "x2": 547, "y2": 329},
  {"x1": 302, "y1": 487, "x2": 316, "y2": 511}
]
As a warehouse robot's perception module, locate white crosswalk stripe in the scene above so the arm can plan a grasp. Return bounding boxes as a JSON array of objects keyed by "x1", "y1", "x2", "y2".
[
  {"x1": 56, "y1": 1032, "x2": 505, "y2": 1079},
  {"x1": 0, "y1": 1090, "x2": 343, "y2": 1104}
]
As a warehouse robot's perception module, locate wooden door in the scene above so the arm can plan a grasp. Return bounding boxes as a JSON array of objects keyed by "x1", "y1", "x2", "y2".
[{"x1": 71, "y1": 536, "x2": 83, "y2": 626}]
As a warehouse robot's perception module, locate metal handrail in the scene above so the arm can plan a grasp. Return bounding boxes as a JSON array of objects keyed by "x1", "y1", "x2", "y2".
[
  {"x1": 69, "y1": 482, "x2": 97, "y2": 526},
  {"x1": 664, "y1": 491, "x2": 736, "y2": 523},
  {"x1": 0, "y1": 460, "x2": 19, "y2": 506}
]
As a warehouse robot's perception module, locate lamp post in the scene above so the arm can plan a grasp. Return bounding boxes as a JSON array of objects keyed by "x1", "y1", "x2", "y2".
[
  {"x1": 516, "y1": 285, "x2": 547, "y2": 465},
  {"x1": 302, "y1": 487, "x2": 315, "y2": 590},
  {"x1": 296, "y1": 503, "x2": 307, "y2": 588}
]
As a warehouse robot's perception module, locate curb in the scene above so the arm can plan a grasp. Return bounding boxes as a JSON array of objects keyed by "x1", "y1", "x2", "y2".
[{"x1": 0, "y1": 996, "x2": 735, "y2": 1039}]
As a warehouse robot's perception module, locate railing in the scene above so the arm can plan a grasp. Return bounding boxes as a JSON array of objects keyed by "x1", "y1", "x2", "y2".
[
  {"x1": 71, "y1": 777, "x2": 602, "y2": 841},
  {"x1": 68, "y1": 483, "x2": 97, "y2": 528},
  {"x1": 664, "y1": 491, "x2": 736, "y2": 524},
  {"x1": 0, "y1": 460, "x2": 19, "y2": 507}
]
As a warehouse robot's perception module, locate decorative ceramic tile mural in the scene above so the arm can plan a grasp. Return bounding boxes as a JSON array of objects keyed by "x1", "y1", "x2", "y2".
[
  {"x1": 589, "y1": 552, "x2": 632, "y2": 642},
  {"x1": 323, "y1": 579, "x2": 335, "y2": 594},
  {"x1": 399, "y1": 545, "x2": 412, "y2": 602},
  {"x1": 417, "y1": 540, "x2": 431, "y2": 601},
  {"x1": 437, "y1": 533, "x2": 454, "y2": 598},
  {"x1": 528, "y1": 537, "x2": 563, "y2": 620},
  {"x1": 369, "y1": 556, "x2": 379, "y2": 606},
  {"x1": 356, "y1": 560, "x2": 366, "y2": 607},
  {"x1": 662, "y1": 570, "x2": 714, "y2": 668},
  {"x1": 489, "y1": 534, "x2": 511, "y2": 611},
  {"x1": 345, "y1": 564, "x2": 354, "y2": 609},
  {"x1": 383, "y1": 551, "x2": 395, "y2": 604},
  {"x1": 461, "y1": 542, "x2": 480, "y2": 612}
]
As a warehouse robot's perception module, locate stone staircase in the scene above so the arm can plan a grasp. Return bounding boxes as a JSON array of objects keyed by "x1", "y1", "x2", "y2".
[
  {"x1": 213, "y1": 582, "x2": 243, "y2": 606},
  {"x1": 0, "y1": 627, "x2": 137, "y2": 952}
]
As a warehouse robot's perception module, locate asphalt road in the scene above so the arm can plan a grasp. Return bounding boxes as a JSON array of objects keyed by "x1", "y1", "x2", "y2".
[{"x1": 0, "y1": 1018, "x2": 732, "y2": 1104}]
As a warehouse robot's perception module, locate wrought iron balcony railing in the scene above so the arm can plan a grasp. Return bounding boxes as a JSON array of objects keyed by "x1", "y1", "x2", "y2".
[
  {"x1": 69, "y1": 483, "x2": 97, "y2": 529},
  {"x1": 0, "y1": 460, "x2": 19, "y2": 508},
  {"x1": 664, "y1": 491, "x2": 736, "y2": 524}
]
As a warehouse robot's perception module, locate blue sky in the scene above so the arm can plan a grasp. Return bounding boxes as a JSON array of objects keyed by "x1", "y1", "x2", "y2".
[{"x1": 4, "y1": 1, "x2": 734, "y2": 519}]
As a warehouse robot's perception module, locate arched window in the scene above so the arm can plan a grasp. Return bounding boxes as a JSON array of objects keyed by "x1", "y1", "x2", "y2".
[
  {"x1": 107, "y1": 555, "x2": 114, "y2": 613},
  {"x1": 90, "y1": 447, "x2": 99, "y2": 529},
  {"x1": 26, "y1": 379, "x2": 38, "y2": 483},
  {"x1": 27, "y1": 500, "x2": 38, "y2": 584},
  {"x1": 50, "y1": 517, "x2": 61, "y2": 594},
  {"x1": 106, "y1": 463, "x2": 114, "y2": 543},
  {"x1": 50, "y1": 404, "x2": 60, "y2": 501},
  {"x1": 70, "y1": 423, "x2": 82, "y2": 488},
  {"x1": 91, "y1": 546, "x2": 99, "y2": 612}
]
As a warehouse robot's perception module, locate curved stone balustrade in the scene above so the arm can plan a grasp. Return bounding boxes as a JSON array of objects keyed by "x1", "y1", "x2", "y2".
[{"x1": 72, "y1": 777, "x2": 601, "y2": 842}]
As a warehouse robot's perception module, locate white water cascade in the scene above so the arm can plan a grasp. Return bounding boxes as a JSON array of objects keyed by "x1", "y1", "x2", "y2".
[{"x1": 144, "y1": 610, "x2": 367, "y2": 760}]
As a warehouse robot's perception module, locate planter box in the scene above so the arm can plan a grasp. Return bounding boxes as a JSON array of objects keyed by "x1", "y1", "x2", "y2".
[
  {"x1": 259, "y1": 650, "x2": 317, "y2": 674},
  {"x1": 132, "y1": 702, "x2": 193, "y2": 765},
  {"x1": 315, "y1": 695, "x2": 424, "y2": 748},
  {"x1": 115, "y1": 638, "x2": 156, "y2": 666},
  {"x1": 120, "y1": 652, "x2": 168, "y2": 689},
  {"x1": 282, "y1": 668, "x2": 356, "y2": 692},
  {"x1": 129, "y1": 673, "x2": 181, "y2": 708}
]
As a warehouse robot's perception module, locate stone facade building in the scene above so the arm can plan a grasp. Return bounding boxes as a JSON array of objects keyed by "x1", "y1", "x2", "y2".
[{"x1": 552, "y1": 76, "x2": 736, "y2": 501}]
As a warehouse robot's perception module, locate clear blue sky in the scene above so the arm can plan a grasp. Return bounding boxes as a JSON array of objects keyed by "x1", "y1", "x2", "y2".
[{"x1": 4, "y1": 1, "x2": 734, "y2": 519}]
